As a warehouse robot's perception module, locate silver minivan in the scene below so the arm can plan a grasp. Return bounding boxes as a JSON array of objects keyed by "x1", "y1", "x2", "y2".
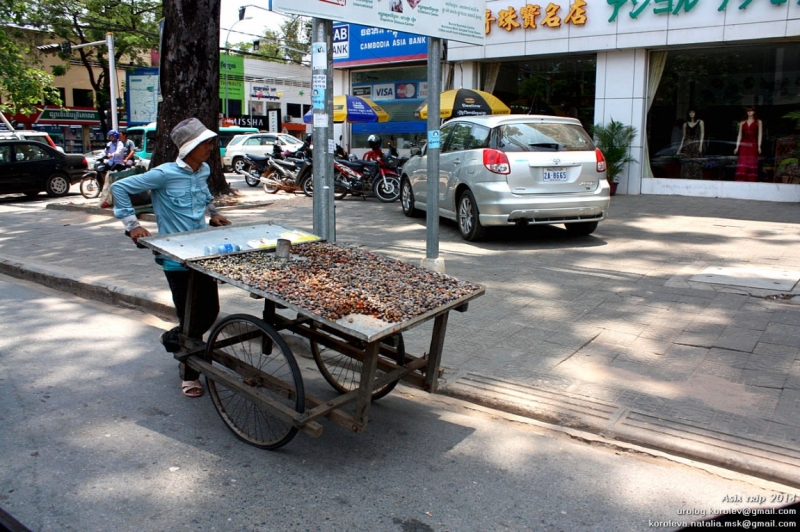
[{"x1": 400, "y1": 114, "x2": 611, "y2": 241}]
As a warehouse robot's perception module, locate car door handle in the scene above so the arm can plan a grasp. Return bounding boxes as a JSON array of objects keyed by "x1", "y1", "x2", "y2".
[{"x1": 453, "y1": 159, "x2": 461, "y2": 165}]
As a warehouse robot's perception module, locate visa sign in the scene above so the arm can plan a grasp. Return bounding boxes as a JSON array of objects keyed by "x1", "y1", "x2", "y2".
[
  {"x1": 333, "y1": 24, "x2": 349, "y2": 60},
  {"x1": 372, "y1": 84, "x2": 395, "y2": 100}
]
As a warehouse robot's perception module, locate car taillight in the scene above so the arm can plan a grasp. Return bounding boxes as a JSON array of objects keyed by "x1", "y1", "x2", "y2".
[
  {"x1": 483, "y1": 149, "x2": 510, "y2": 174},
  {"x1": 82, "y1": 158, "x2": 88, "y2": 166},
  {"x1": 595, "y1": 148, "x2": 607, "y2": 173}
]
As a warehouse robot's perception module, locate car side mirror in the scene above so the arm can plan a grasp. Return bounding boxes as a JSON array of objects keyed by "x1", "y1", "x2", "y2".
[{"x1": 411, "y1": 147, "x2": 422, "y2": 156}]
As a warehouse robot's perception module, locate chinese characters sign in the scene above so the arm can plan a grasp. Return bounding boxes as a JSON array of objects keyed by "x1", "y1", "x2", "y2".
[{"x1": 486, "y1": 0, "x2": 587, "y2": 33}]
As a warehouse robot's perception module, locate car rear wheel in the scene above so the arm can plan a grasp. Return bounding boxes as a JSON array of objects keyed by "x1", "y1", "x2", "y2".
[
  {"x1": 458, "y1": 190, "x2": 486, "y2": 241},
  {"x1": 45, "y1": 173, "x2": 71, "y2": 197},
  {"x1": 564, "y1": 221, "x2": 599, "y2": 236},
  {"x1": 401, "y1": 178, "x2": 421, "y2": 217}
]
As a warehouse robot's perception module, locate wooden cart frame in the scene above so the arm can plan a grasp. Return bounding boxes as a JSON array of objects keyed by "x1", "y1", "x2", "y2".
[{"x1": 141, "y1": 224, "x2": 484, "y2": 449}]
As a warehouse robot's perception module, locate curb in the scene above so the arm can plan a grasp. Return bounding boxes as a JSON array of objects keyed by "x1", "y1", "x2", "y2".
[
  {"x1": 441, "y1": 373, "x2": 800, "y2": 489},
  {"x1": 0, "y1": 254, "x2": 175, "y2": 322}
]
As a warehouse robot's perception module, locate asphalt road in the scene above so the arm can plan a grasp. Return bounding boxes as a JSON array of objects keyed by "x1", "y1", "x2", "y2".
[{"x1": 1, "y1": 275, "x2": 797, "y2": 532}]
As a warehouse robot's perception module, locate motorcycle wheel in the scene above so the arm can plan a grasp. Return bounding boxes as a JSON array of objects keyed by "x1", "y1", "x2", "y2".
[
  {"x1": 79, "y1": 174, "x2": 101, "y2": 199},
  {"x1": 243, "y1": 166, "x2": 260, "y2": 187},
  {"x1": 373, "y1": 175, "x2": 401, "y2": 203},
  {"x1": 261, "y1": 168, "x2": 279, "y2": 194},
  {"x1": 301, "y1": 174, "x2": 347, "y2": 199},
  {"x1": 301, "y1": 174, "x2": 314, "y2": 197}
]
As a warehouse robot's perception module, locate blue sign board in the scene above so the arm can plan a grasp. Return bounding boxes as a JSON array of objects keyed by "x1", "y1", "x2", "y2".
[{"x1": 333, "y1": 23, "x2": 427, "y2": 68}]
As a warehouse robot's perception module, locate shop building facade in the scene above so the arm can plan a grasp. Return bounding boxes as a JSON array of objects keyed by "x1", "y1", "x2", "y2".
[{"x1": 448, "y1": 0, "x2": 800, "y2": 201}]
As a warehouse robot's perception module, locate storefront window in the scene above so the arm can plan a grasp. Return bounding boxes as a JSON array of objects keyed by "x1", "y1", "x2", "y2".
[
  {"x1": 480, "y1": 55, "x2": 596, "y2": 130},
  {"x1": 350, "y1": 66, "x2": 428, "y2": 151},
  {"x1": 647, "y1": 44, "x2": 800, "y2": 184}
]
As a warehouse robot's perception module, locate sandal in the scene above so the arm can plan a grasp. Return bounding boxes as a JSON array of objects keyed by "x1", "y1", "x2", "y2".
[{"x1": 181, "y1": 380, "x2": 204, "y2": 398}]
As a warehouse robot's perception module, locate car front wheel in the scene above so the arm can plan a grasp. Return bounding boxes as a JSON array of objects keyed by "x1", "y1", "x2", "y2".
[
  {"x1": 458, "y1": 190, "x2": 486, "y2": 241},
  {"x1": 45, "y1": 173, "x2": 71, "y2": 197},
  {"x1": 564, "y1": 221, "x2": 599, "y2": 236}
]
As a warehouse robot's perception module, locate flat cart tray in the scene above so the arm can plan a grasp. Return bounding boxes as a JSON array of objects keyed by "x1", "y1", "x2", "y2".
[{"x1": 139, "y1": 223, "x2": 485, "y2": 449}]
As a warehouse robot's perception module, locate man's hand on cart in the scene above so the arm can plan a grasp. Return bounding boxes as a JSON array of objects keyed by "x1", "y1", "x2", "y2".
[
  {"x1": 125, "y1": 226, "x2": 150, "y2": 249},
  {"x1": 209, "y1": 214, "x2": 232, "y2": 226}
]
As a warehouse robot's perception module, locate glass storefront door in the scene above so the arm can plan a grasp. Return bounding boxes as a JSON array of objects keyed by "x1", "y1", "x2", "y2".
[
  {"x1": 647, "y1": 43, "x2": 800, "y2": 184},
  {"x1": 481, "y1": 55, "x2": 597, "y2": 130}
]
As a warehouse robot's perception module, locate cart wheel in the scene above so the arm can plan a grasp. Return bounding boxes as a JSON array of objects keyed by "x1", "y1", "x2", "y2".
[
  {"x1": 205, "y1": 314, "x2": 305, "y2": 450},
  {"x1": 310, "y1": 327, "x2": 405, "y2": 401}
]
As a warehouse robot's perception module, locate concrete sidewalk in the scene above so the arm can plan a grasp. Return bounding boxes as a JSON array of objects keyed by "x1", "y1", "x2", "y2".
[{"x1": 1, "y1": 191, "x2": 799, "y2": 487}]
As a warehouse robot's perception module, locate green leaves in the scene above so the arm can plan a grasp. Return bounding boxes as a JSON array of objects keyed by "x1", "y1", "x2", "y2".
[{"x1": 592, "y1": 118, "x2": 637, "y2": 183}]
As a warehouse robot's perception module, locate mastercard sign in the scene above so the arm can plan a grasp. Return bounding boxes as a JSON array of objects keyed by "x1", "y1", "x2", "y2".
[{"x1": 395, "y1": 83, "x2": 417, "y2": 99}]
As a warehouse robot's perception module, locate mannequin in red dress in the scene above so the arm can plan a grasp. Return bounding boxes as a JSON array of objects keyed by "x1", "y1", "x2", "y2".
[{"x1": 734, "y1": 107, "x2": 763, "y2": 182}]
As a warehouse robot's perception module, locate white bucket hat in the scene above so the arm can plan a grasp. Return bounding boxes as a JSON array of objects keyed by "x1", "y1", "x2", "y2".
[{"x1": 170, "y1": 118, "x2": 217, "y2": 160}]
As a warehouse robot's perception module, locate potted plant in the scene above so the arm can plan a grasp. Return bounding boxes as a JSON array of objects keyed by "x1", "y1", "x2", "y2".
[{"x1": 592, "y1": 119, "x2": 637, "y2": 195}]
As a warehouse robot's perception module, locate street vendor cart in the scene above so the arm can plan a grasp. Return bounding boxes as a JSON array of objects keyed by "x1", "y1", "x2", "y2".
[{"x1": 140, "y1": 223, "x2": 484, "y2": 450}]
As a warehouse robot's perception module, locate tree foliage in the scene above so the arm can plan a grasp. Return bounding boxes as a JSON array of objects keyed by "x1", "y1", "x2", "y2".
[
  {"x1": 0, "y1": 27, "x2": 63, "y2": 115},
  {"x1": 23, "y1": 0, "x2": 161, "y2": 133},
  {"x1": 231, "y1": 17, "x2": 311, "y2": 65}
]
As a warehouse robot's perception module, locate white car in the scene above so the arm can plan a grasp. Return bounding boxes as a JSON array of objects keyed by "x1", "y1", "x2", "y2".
[
  {"x1": 222, "y1": 133, "x2": 305, "y2": 172},
  {"x1": 400, "y1": 114, "x2": 611, "y2": 241}
]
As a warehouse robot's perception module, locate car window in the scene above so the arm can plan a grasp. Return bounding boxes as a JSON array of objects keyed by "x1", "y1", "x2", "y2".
[
  {"x1": 467, "y1": 125, "x2": 491, "y2": 149},
  {"x1": 244, "y1": 137, "x2": 261, "y2": 146},
  {"x1": 278, "y1": 134, "x2": 300, "y2": 145},
  {"x1": 0, "y1": 144, "x2": 11, "y2": 163},
  {"x1": 17, "y1": 144, "x2": 50, "y2": 161},
  {"x1": 494, "y1": 123, "x2": 595, "y2": 152},
  {"x1": 443, "y1": 124, "x2": 473, "y2": 153},
  {"x1": 261, "y1": 136, "x2": 277, "y2": 146},
  {"x1": 145, "y1": 131, "x2": 157, "y2": 154},
  {"x1": 228, "y1": 136, "x2": 246, "y2": 147},
  {"x1": 126, "y1": 131, "x2": 144, "y2": 151}
]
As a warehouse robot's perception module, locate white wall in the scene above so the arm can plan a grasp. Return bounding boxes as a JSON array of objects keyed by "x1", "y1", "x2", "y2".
[
  {"x1": 449, "y1": 0, "x2": 800, "y2": 61},
  {"x1": 594, "y1": 49, "x2": 648, "y2": 196}
]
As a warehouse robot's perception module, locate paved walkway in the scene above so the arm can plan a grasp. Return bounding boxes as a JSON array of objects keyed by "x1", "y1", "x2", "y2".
[{"x1": 1, "y1": 190, "x2": 799, "y2": 487}]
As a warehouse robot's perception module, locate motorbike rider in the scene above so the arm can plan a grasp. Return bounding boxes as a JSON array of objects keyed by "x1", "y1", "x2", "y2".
[
  {"x1": 105, "y1": 130, "x2": 128, "y2": 171},
  {"x1": 120, "y1": 129, "x2": 136, "y2": 166},
  {"x1": 362, "y1": 134, "x2": 387, "y2": 179}
]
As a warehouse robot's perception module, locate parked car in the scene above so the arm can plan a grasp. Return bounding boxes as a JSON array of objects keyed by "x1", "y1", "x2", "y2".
[
  {"x1": 222, "y1": 133, "x2": 305, "y2": 172},
  {"x1": 0, "y1": 140, "x2": 88, "y2": 197},
  {"x1": 400, "y1": 114, "x2": 610, "y2": 241},
  {"x1": 0, "y1": 130, "x2": 63, "y2": 152}
]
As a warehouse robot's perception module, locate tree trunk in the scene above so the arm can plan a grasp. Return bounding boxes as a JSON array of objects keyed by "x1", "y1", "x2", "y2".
[{"x1": 153, "y1": 0, "x2": 232, "y2": 197}]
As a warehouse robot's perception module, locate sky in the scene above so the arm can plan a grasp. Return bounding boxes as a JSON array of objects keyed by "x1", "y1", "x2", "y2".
[{"x1": 218, "y1": 0, "x2": 293, "y2": 47}]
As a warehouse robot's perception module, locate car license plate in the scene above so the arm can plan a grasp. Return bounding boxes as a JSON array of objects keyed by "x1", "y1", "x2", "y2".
[{"x1": 543, "y1": 168, "x2": 567, "y2": 182}]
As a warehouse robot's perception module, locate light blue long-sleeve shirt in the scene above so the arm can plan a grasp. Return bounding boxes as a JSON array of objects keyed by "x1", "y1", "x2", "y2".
[{"x1": 111, "y1": 159, "x2": 215, "y2": 270}]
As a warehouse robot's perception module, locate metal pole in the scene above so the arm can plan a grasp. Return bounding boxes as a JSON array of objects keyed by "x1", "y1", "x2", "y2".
[
  {"x1": 107, "y1": 33, "x2": 119, "y2": 131},
  {"x1": 311, "y1": 18, "x2": 334, "y2": 242},
  {"x1": 224, "y1": 27, "x2": 232, "y2": 117},
  {"x1": 223, "y1": 17, "x2": 250, "y2": 117},
  {"x1": 423, "y1": 37, "x2": 444, "y2": 272}
]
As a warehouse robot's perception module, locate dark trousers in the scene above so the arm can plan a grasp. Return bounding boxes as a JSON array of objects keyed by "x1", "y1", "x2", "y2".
[{"x1": 163, "y1": 270, "x2": 220, "y2": 381}]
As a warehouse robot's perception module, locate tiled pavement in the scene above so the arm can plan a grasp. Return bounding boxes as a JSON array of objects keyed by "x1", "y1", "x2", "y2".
[{"x1": 0, "y1": 190, "x2": 799, "y2": 486}]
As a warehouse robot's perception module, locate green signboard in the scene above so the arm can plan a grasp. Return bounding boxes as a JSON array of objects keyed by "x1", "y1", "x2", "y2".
[
  {"x1": 38, "y1": 108, "x2": 100, "y2": 122},
  {"x1": 220, "y1": 55, "x2": 245, "y2": 101}
]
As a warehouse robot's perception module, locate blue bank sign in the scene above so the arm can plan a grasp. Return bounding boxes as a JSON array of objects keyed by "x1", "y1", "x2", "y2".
[{"x1": 333, "y1": 23, "x2": 427, "y2": 68}]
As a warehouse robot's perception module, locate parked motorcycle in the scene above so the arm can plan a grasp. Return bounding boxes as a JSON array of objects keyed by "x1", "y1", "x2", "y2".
[
  {"x1": 331, "y1": 156, "x2": 402, "y2": 202},
  {"x1": 237, "y1": 145, "x2": 313, "y2": 195}
]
